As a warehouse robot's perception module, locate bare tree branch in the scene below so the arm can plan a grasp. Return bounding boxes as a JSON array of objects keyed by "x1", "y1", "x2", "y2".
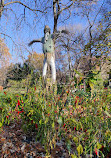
[
  {"x1": 4, "y1": 1, "x2": 46, "y2": 13},
  {"x1": 0, "y1": 0, "x2": 4, "y2": 17},
  {"x1": 0, "y1": 33, "x2": 17, "y2": 47},
  {"x1": 58, "y1": 1, "x2": 74, "y2": 15}
]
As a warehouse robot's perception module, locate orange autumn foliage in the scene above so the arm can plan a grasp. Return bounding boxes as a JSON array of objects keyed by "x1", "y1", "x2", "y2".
[
  {"x1": 0, "y1": 86, "x2": 3, "y2": 91},
  {"x1": 27, "y1": 52, "x2": 44, "y2": 73},
  {"x1": 0, "y1": 38, "x2": 12, "y2": 68}
]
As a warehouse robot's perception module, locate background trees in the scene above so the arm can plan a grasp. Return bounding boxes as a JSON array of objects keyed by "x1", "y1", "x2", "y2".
[
  {"x1": 0, "y1": 38, "x2": 11, "y2": 86},
  {"x1": 0, "y1": 0, "x2": 110, "y2": 89}
]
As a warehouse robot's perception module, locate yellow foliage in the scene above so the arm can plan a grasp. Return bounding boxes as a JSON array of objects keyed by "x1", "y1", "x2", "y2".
[
  {"x1": 0, "y1": 122, "x2": 3, "y2": 128},
  {"x1": 71, "y1": 154, "x2": 77, "y2": 158},
  {"x1": 77, "y1": 144, "x2": 83, "y2": 155},
  {"x1": 0, "y1": 38, "x2": 12, "y2": 68},
  {"x1": 73, "y1": 137, "x2": 79, "y2": 143},
  {"x1": 96, "y1": 142, "x2": 102, "y2": 150},
  {"x1": 28, "y1": 52, "x2": 44, "y2": 72}
]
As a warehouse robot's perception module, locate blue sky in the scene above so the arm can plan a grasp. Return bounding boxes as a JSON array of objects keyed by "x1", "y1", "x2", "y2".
[{"x1": 0, "y1": 0, "x2": 106, "y2": 65}]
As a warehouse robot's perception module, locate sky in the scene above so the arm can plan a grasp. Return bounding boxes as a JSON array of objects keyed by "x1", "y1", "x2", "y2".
[{"x1": 0, "y1": 0, "x2": 107, "y2": 66}]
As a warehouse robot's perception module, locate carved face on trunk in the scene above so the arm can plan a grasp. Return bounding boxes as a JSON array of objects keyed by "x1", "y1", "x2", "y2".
[
  {"x1": 44, "y1": 32, "x2": 50, "y2": 43},
  {"x1": 44, "y1": 25, "x2": 51, "y2": 43}
]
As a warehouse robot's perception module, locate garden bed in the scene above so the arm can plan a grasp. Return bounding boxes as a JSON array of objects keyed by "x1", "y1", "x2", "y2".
[{"x1": 0, "y1": 87, "x2": 111, "y2": 157}]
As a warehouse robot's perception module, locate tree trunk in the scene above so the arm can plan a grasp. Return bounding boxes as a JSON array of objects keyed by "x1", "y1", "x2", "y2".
[{"x1": 89, "y1": 25, "x2": 92, "y2": 71}]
